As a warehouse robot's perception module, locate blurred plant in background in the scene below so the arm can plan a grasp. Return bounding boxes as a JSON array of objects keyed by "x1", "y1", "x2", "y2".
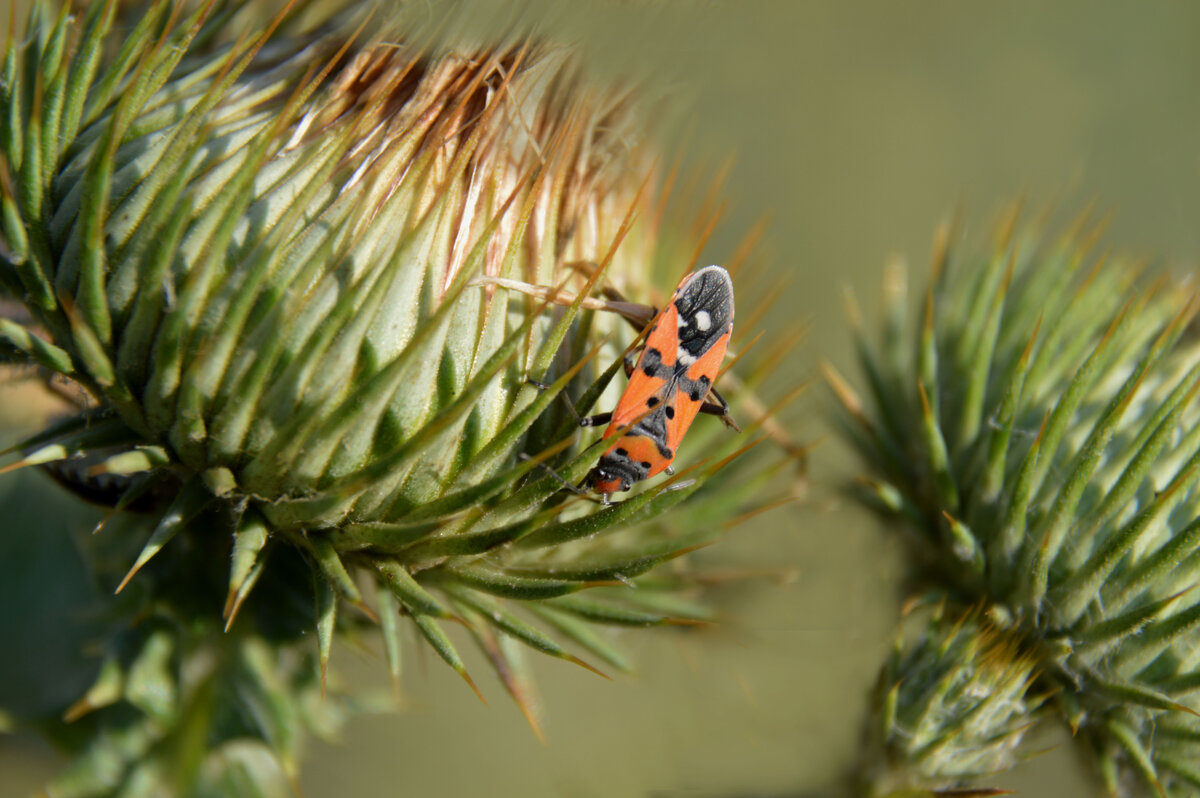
[
  {"x1": 854, "y1": 599, "x2": 1041, "y2": 796},
  {"x1": 0, "y1": 1, "x2": 800, "y2": 794},
  {"x1": 831, "y1": 208, "x2": 1200, "y2": 796}
]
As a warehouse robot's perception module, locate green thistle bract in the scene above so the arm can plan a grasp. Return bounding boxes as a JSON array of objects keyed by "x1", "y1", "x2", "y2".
[
  {"x1": 832, "y1": 209, "x2": 1200, "y2": 795},
  {"x1": 0, "y1": 1, "x2": 794, "y2": 792},
  {"x1": 856, "y1": 601, "x2": 1040, "y2": 796}
]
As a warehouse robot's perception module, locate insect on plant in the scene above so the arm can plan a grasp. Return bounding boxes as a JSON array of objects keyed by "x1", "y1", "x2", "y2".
[
  {"x1": 483, "y1": 265, "x2": 740, "y2": 503},
  {"x1": 581, "y1": 265, "x2": 738, "y2": 500}
]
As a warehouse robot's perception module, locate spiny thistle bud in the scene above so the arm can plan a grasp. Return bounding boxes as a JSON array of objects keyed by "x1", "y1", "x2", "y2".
[
  {"x1": 829, "y1": 207, "x2": 1200, "y2": 795},
  {"x1": 856, "y1": 600, "x2": 1040, "y2": 796},
  {"x1": 0, "y1": 2, "x2": 799, "y2": 793}
]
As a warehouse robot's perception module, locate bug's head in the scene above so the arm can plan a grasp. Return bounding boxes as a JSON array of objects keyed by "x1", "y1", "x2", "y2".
[
  {"x1": 587, "y1": 466, "x2": 631, "y2": 495},
  {"x1": 588, "y1": 447, "x2": 650, "y2": 495}
]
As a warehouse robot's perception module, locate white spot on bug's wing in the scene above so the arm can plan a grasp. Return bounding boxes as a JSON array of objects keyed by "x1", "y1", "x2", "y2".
[
  {"x1": 677, "y1": 313, "x2": 687, "y2": 328},
  {"x1": 677, "y1": 351, "x2": 696, "y2": 366},
  {"x1": 694, "y1": 310, "x2": 711, "y2": 331}
]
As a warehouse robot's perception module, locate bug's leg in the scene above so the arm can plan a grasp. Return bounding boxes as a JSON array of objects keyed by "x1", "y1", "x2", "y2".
[
  {"x1": 523, "y1": 379, "x2": 620, "y2": 436},
  {"x1": 518, "y1": 454, "x2": 603, "y2": 503},
  {"x1": 699, "y1": 385, "x2": 741, "y2": 432},
  {"x1": 563, "y1": 261, "x2": 662, "y2": 333},
  {"x1": 525, "y1": 339, "x2": 639, "y2": 425},
  {"x1": 574, "y1": 346, "x2": 644, "y2": 429},
  {"x1": 579, "y1": 411, "x2": 612, "y2": 429}
]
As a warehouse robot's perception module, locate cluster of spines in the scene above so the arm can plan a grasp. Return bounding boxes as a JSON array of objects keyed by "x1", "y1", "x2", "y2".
[
  {"x1": 857, "y1": 601, "x2": 1041, "y2": 794},
  {"x1": 831, "y1": 207, "x2": 1200, "y2": 794},
  {"x1": 0, "y1": 0, "x2": 801, "y2": 762}
]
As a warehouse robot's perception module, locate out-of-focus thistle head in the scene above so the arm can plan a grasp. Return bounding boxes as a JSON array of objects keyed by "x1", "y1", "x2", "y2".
[
  {"x1": 830, "y1": 207, "x2": 1200, "y2": 795},
  {"x1": 856, "y1": 600, "x2": 1040, "y2": 797},
  {"x1": 0, "y1": 0, "x2": 801, "y2": 792}
]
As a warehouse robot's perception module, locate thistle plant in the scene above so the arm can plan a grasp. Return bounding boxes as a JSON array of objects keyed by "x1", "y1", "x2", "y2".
[
  {"x1": 0, "y1": 2, "x2": 796, "y2": 794},
  {"x1": 830, "y1": 209, "x2": 1200, "y2": 796},
  {"x1": 855, "y1": 600, "x2": 1041, "y2": 796}
]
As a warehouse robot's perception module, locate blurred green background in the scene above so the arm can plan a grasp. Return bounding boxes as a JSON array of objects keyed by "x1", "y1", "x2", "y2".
[{"x1": 4, "y1": 1, "x2": 1200, "y2": 795}]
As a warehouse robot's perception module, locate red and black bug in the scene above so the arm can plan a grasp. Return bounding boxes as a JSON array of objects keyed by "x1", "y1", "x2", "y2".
[{"x1": 581, "y1": 264, "x2": 736, "y2": 500}]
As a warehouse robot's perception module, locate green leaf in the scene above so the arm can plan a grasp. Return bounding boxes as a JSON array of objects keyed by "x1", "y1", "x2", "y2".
[
  {"x1": 63, "y1": 656, "x2": 125, "y2": 723},
  {"x1": 319, "y1": 291, "x2": 550, "y2": 492},
  {"x1": 1156, "y1": 754, "x2": 1200, "y2": 790},
  {"x1": 1107, "y1": 717, "x2": 1167, "y2": 798},
  {"x1": 78, "y1": 2, "x2": 167, "y2": 129},
  {"x1": 1074, "y1": 365, "x2": 1200, "y2": 566},
  {"x1": 540, "y1": 593, "x2": 696, "y2": 627},
  {"x1": 57, "y1": 1, "x2": 117, "y2": 155},
  {"x1": 313, "y1": 570, "x2": 336, "y2": 694},
  {"x1": 917, "y1": 379, "x2": 958, "y2": 513},
  {"x1": 124, "y1": 628, "x2": 177, "y2": 725},
  {"x1": 1074, "y1": 589, "x2": 1192, "y2": 650},
  {"x1": 374, "y1": 559, "x2": 453, "y2": 619},
  {"x1": 305, "y1": 534, "x2": 364, "y2": 608},
  {"x1": 0, "y1": 318, "x2": 72, "y2": 372},
  {"x1": 225, "y1": 509, "x2": 270, "y2": 624},
  {"x1": 449, "y1": 342, "x2": 600, "y2": 489},
  {"x1": 116, "y1": 478, "x2": 213, "y2": 593},
  {"x1": 445, "y1": 584, "x2": 606, "y2": 677},
  {"x1": 515, "y1": 470, "x2": 700, "y2": 550},
  {"x1": 372, "y1": 578, "x2": 404, "y2": 702},
  {"x1": 1091, "y1": 679, "x2": 1198, "y2": 717},
  {"x1": 410, "y1": 613, "x2": 485, "y2": 704},
  {"x1": 504, "y1": 540, "x2": 705, "y2": 583},
  {"x1": 953, "y1": 251, "x2": 1012, "y2": 453},
  {"x1": 441, "y1": 562, "x2": 586, "y2": 600},
  {"x1": 980, "y1": 320, "x2": 1038, "y2": 509},
  {"x1": 1053, "y1": 453, "x2": 1200, "y2": 627},
  {"x1": 525, "y1": 602, "x2": 632, "y2": 671}
]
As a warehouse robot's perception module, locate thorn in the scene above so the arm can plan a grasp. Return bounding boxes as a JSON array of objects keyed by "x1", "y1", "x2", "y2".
[
  {"x1": 663, "y1": 617, "x2": 713, "y2": 628},
  {"x1": 114, "y1": 557, "x2": 146, "y2": 594},
  {"x1": 565, "y1": 654, "x2": 610, "y2": 681},
  {"x1": 457, "y1": 667, "x2": 487, "y2": 706},
  {"x1": 223, "y1": 562, "x2": 264, "y2": 632},
  {"x1": 0, "y1": 457, "x2": 35, "y2": 475},
  {"x1": 351, "y1": 599, "x2": 380, "y2": 625}
]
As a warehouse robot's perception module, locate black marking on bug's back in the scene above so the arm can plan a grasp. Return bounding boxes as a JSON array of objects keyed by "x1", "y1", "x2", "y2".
[
  {"x1": 673, "y1": 266, "x2": 733, "y2": 360},
  {"x1": 629, "y1": 402, "x2": 673, "y2": 458},
  {"x1": 640, "y1": 347, "x2": 665, "y2": 378},
  {"x1": 594, "y1": 448, "x2": 650, "y2": 487},
  {"x1": 679, "y1": 373, "x2": 711, "y2": 403}
]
